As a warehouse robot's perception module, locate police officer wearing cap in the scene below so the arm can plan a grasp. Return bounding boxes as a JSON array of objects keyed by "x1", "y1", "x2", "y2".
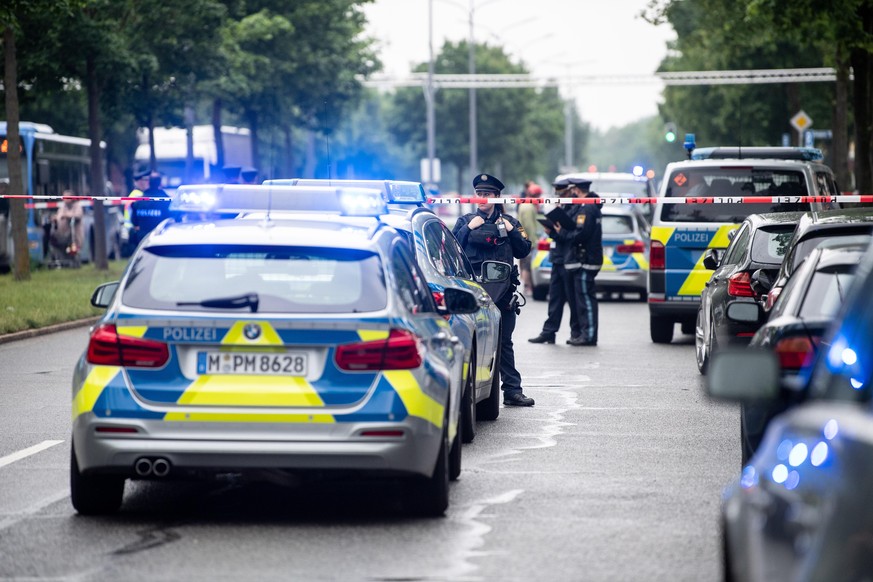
[
  {"x1": 529, "y1": 177, "x2": 587, "y2": 344},
  {"x1": 453, "y1": 173, "x2": 535, "y2": 406},
  {"x1": 566, "y1": 177, "x2": 603, "y2": 345}
]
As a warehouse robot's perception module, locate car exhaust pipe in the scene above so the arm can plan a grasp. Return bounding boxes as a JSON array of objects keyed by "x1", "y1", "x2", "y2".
[
  {"x1": 152, "y1": 458, "x2": 171, "y2": 477},
  {"x1": 134, "y1": 457, "x2": 153, "y2": 477}
]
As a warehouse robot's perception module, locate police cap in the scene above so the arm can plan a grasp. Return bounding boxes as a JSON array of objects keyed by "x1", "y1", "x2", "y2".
[
  {"x1": 472, "y1": 173, "x2": 505, "y2": 193},
  {"x1": 222, "y1": 166, "x2": 242, "y2": 180},
  {"x1": 134, "y1": 169, "x2": 150, "y2": 181},
  {"x1": 241, "y1": 167, "x2": 258, "y2": 182},
  {"x1": 567, "y1": 177, "x2": 592, "y2": 191},
  {"x1": 552, "y1": 177, "x2": 571, "y2": 191}
]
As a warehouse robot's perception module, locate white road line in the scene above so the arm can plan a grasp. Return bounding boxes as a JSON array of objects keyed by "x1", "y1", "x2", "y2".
[{"x1": 0, "y1": 440, "x2": 65, "y2": 469}]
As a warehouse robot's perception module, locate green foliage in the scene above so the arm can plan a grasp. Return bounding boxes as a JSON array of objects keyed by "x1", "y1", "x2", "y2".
[{"x1": 589, "y1": 116, "x2": 685, "y2": 179}]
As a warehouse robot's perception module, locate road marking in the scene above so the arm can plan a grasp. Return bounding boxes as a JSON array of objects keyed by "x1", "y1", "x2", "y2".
[
  {"x1": 0, "y1": 440, "x2": 65, "y2": 469},
  {"x1": 0, "y1": 489, "x2": 69, "y2": 532}
]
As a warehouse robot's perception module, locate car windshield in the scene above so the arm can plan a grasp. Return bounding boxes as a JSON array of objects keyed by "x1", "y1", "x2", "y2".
[
  {"x1": 661, "y1": 168, "x2": 809, "y2": 222},
  {"x1": 750, "y1": 227, "x2": 794, "y2": 264},
  {"x1": 122, "y1": 245, "x2": 387, "y2": 313},
  {"x1": 591, "y1": 180, "x2": 649, "y2": 197},
  {"x1": 602, "y1": 215, "x2": 634, "y2": 235}
]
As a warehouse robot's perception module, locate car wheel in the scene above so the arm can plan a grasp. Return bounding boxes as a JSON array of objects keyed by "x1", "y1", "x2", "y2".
[
  {"x1": 638, "y1": 290, "x2": 648, "y2": 302},
  {"x1": 532, "y1": 285, "x2": 548, "y2": 301},
  {"x1": 680, "y1": 320, "x2": 695, "y2": 335},
  {"x1": 695, "y1": 309, "x2": 709, "y2": 375},
  {"x1": 650, "y1": 316, "x2": 674, "y2": 344},
  {"x1": 721, "y1": 517, "x2": 736, "y2": 582},
  {"x1": 70, "y1": 442, "x2": 124, "y2": 515},
  {"x1": 449, "y1": 414, "x2": 462, "y2": 482},
  {"x1": 476, "y1": 335, "x2": 501, "y2": 421},
  {"x1": 408, "y1": 419, "x2": 450, "y2": 517},
  {"x1": 460, "y1": 351, "x2": 476, "y2": 443}
]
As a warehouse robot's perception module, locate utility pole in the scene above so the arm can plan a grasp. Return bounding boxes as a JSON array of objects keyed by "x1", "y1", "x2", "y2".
[
  {"x1": 426, "y1": 0, "x2": 436, "y2": 191},
  {"x1": 468, "y1": 0, "x2": 477, "y2": 175}
]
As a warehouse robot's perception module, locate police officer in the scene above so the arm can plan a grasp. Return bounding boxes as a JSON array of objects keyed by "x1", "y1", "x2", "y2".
[
  {"x1": 566, "y1": 177, "x2": 603, "y2": 346},
  {"x1": 529, "y1": 177, "x2": 586, "y2": 344},
  {"x1": 453, "y1": 173, "x2": 535, "y2": 407}
]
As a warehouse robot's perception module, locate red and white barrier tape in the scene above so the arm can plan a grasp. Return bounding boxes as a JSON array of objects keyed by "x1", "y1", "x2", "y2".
[{"x1": 427, "y1": 195, "x2": 873, "y2": 205}]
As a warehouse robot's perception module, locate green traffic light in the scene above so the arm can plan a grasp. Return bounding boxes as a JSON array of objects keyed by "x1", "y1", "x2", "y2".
[{"x1": 665, "y1": 131, "x2": 676, "y2": 143}]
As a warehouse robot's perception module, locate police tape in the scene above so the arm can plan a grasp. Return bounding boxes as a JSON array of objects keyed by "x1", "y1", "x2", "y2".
[
  {"x1": 0, "y1": 195, "x2": 153, "y2": 210},
  {"x1": 426, "y1": 195, "x2": 873, "y2": 205}
]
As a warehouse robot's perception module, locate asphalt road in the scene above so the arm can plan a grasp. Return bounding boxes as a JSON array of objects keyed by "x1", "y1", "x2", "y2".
[{"x1": 0, "y1": 296, "x2": 739, "y2": 581}]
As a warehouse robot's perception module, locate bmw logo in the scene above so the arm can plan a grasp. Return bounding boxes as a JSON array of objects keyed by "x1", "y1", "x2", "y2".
[{"x1": 243, "y1": 323, "x2": 261, "y2": 341}]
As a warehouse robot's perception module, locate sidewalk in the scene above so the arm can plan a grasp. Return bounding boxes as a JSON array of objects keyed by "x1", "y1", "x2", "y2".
[{"x1": 0, "y1": 317, "x2": 100, "y2": 346}]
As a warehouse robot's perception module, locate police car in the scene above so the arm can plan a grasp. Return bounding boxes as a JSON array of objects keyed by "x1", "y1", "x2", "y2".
[
  {"x1": 70, "y1": 185, "x2": 504, "y2": 517},
  {"x1": 648, "y1": 141, "x2": 839, "y2": 343},
  {"x1": 264, "y1": 179, "x2": 505, "y2": 438}
]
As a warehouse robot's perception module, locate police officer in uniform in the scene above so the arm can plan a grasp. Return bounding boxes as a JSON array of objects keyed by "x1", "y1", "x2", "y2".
[
  {"x1": 453, "y1": 173, "x2": 535, "y2": 407},
  {"x1": 529, "y1": 177, "x2": 586, "y2": 344},
  {"x1": 566, "y1": 177, "x2": 603, "y2": 346}
]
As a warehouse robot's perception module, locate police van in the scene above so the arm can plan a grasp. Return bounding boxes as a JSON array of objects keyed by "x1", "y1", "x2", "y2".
[{"x1": 648, "y1": 141, "x2": 839, "y2": 343}]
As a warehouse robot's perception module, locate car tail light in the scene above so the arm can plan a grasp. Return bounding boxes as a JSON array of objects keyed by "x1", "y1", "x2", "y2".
[
  {"x1": 775, "y1": 336, "x2": 817, "y2": 370},
  {"x1": 335, "y1": 329, "x2": 423, "y2": 371},
  {"x1": 86, "y1": 324, "x2": 169, "y2": 368},
  {"x1": 650, "y1": 241, "x2": 665, "y2": 270},
  {"x1": 728, "y1": 272, "x2": 755, "y2": 297},
  {"x1": 537, "y1": 239, "x2": 551, "y2": 251},
  {"x1": 617, "y1": 240, "x2": 645, "y2": 254}
]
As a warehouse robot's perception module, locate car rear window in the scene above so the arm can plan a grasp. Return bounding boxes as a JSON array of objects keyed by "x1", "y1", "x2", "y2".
[
  {"x1": 799, "y1": 266, "x2": 856, "y2": 318},
  {"x1": 661, "y1": 168, "x2": 809, "y2": 223},
  {"x1": 122, "y1": 245, "x2": 387, "y2": 313},
  {"x1": 790, "y1": 228, "x2": 873, "y2": 273},
  {"x1": 602, "y1": 215, "x2": 634, "y2": 235},
  {"x1": 750, "y1": 227, "x2": 794, "y2": 264}
]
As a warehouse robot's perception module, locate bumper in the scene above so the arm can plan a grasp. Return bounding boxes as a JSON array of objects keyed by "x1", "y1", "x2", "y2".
[
  {"x1": 648, "y1": 300, "x2": 700, "y2": 320},
  {"x1": 73, "y1": 415, "x2": 441, "y2": 479},
  {"x1": 596, "y1": 270, "x2": 646, "y2": 292}
]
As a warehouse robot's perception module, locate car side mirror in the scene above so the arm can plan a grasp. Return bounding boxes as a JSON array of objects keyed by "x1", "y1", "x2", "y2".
[
  {"x1": 440, "y1": 287, "x2": 479, "y2": 315},
  {"x1": 480, "y1": 260, "x2": 512, "y2": 283},
  {"x1": 91, "y1": 281, "x2": 119, "y2": 308},
  {"x1": 725, "y1": 301, "x2": 763, "y2": 325},
  {"x1": 707, "y1": 348, "x2": 780, "y2": 403},
  {"x1": 702, "y1": 248, "x2": 721, "y2": 271},
  {"x1": 750, "y1": 269, "x2": 773, "y2": 295}
]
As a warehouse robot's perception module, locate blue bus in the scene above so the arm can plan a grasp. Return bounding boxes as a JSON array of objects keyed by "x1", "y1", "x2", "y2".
[{"x1": 0, "y1": 121, "x2": 115, "y2": 270}]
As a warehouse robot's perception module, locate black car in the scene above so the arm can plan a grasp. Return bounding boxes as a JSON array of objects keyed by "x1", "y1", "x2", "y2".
[
  {"x1": 728, "y1": 237, "x2": 867, "y2": 463},
  {"x1": 695, "y1": 212, "x2": 802, "y2": 374},
  {"x1": 760, "y1": 207, "x2": 873, "y2": 310},
  {"x1": 707, "y1": 238, "x2": 873, "y2": 581}
]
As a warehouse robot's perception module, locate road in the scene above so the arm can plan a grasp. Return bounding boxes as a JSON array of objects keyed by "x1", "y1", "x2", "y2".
[{"x1": 0, "y1": 297, "x2": 739, "y2": 581}]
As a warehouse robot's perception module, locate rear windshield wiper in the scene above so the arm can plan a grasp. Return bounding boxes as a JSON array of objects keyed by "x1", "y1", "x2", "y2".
[{"x1": 178, "y1": 293, "x2": 259, "y2": 312}]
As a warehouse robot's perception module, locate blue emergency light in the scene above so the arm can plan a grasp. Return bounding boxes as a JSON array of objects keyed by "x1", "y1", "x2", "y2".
[
  {"x1": 263, "y1": 179, "x2": 427, "y2": 205},
  {"x1": 171, "y1": 184, "x2": 388, "y2": 217}
]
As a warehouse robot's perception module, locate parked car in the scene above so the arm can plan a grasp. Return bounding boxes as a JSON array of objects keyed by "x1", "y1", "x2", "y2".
[
  {"x1": 71, "y1": 185, "x2": 492, "y2": 517},
  {"x1": 263, "y1": 179, "x2": 504, "y2": 435},
  {"x1": 736, "y1": 237, "x2": 867, "y2": 462},
  {"x1": 707, "y1": 237, "x2": 873, "y2": 581},
  {"x1": 761, "y1": 207, "x2": 873, "y2": 310},
  {"x1": 530, "y1": 205, "x2": 651, "y2": 301},
  {"x1": 695, "y1": 212, "x2": 803, "y2": 374},
  {"x1": 648, "y1": 143, "x2": 838, "y2": 344}
]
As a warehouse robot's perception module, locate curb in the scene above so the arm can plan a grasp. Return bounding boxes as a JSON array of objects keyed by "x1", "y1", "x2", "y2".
[{"x1": 0, "y1": 317, "x2": 101, "y2": 345}]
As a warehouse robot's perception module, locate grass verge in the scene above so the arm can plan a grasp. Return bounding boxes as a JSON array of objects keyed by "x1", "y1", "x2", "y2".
[{"x1": 0, "y1": 261, "x2": 127, "y2": 335}]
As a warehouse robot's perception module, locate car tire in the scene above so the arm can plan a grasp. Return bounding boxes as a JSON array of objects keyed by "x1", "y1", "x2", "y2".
[
  {"x1": 638, "y1": 290, "x2": 648, "y2": 302},
  {"x1": 650, "y1": 316, "x2": 674, "y2": 344},
  {"x1": 70, "y1": 442, "x2": 124, "y2": 515},
  {"x1": 476, "y1": 336, "x2": 501, "y2": 421},
  {"x1": 695, "y1": 309, "x2": 709, "y2": 375},
  {"x1": 680, "y1": 320, "x2": 695, "y2": 335},
  {"x1": 449, "y1": 415, "x2": 462, "y2": 482},
  {"x1": 532, "y1": 285, "x2": 548, "y2": 301},
  {"x1": 721, "y1": 517, "x2": 736, "y2": 582},
  {"x1": 408, "y1": 420, "x2": 450, "y2": 517},
  {"x1": 460, "y1": 351, "x2": 476, "y2": 443}
]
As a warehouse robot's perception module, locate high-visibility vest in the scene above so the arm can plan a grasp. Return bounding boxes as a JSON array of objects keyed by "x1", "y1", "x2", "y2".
[{"x1": 123, "y1": 188, "x2": 144, "y2": 225}]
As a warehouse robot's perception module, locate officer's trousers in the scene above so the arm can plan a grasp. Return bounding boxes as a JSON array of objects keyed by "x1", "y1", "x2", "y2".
[
  {"x1": 499, "y1": 306, "x2": 523, "y2": 394},
  {"x1": 571, "y1": 268, "x2": 599, "y2": 343},
  {"x1": 541, "y1": 264, "x2": 580, "y2": 338}
]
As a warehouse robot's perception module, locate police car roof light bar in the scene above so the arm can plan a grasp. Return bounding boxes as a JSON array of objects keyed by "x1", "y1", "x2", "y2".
[
  {"x1": 690, "y1": 146, "x2": 824, "y2": 162},
  {"x1": 263, "y1": 178, "x2": 427, "y2": 205},
  {"x1": 683, "y1": 133, "x2": 696, "y2": 158},
  {"x1": 171, "y1": 184, "x2": 388, "y2": 217}
]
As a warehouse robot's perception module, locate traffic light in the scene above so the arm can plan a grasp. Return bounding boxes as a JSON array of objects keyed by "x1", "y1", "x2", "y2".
[{"x1": 664, "y1": 122, "x2": 677, "y2": 143}]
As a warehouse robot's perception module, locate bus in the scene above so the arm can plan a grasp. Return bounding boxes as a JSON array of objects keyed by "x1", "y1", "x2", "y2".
[{"x1": 0, "y1": 121, "x2": 119, "y2": 270}]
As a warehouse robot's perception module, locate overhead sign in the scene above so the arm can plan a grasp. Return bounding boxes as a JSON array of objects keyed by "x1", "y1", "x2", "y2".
[{"x1": 790, "y1": 110, "x2": 812, "y2": 132}]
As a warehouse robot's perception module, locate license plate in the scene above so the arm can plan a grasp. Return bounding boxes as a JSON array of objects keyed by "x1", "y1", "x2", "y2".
[{"x1": 197, "y1": 351, "x2": 309, "y2": 376}]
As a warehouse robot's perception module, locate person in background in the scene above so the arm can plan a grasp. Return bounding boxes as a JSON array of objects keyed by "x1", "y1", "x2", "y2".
[
  {"x1": 222, "y1": 166, "x2": 242, "y2": 184},
  {"x1": 143, "y1": 172, "x2": 168, "y2": 198},
  {"x1": 453, "y1": 173, "x2": 535, "y2": 407},
  {"x1": 529, "y1": 177, "x2": 585, "y2": 345},
  {"x1": 517, "y1": 180, "x2": 542, "y2": 294},
  {"x1": 51, "y1": 192, "x2": 84, "y2": 259},
  {"x1": 565, "y1": 177, "x2": 603, "y2": 346},
  {"x1": 122, "y1": 170, "x2": 149, "y2": 230}
]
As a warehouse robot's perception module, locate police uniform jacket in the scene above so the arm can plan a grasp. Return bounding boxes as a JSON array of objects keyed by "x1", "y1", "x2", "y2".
[
  {"x1": 453, "y1": 208, "x2": 531, "y2": 303},
  {"x1": 549, "y1": 204, "x2": 586, "y2": 266},
  {"x1": 571, "y1": 193, "x2": 603, "y2": 267}
]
